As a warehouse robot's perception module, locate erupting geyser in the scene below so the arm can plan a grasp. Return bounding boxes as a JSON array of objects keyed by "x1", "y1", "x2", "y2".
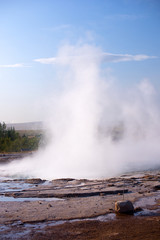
[{"x1": 1, "y1": 44, "x2": 160, "y2": 180}]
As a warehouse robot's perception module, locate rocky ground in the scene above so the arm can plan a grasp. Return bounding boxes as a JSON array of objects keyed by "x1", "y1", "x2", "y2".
[{"x1": 0, "y1": 154, "x2": 160, "y2": 239}]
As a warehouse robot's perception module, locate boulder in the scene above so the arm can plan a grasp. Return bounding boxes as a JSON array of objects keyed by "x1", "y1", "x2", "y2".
[{"x1": 115, "y1": 200, "x2": 134, "y2": 214}]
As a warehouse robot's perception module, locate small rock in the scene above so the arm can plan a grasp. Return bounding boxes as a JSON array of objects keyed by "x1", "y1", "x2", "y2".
[{"x1": 115, "y1": 200, "x2": 134, "y2": 214}]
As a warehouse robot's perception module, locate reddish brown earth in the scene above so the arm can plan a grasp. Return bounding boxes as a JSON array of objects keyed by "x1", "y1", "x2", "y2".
[{"x1": 25, "y1": 216, "x2": 160, "y2": 240}]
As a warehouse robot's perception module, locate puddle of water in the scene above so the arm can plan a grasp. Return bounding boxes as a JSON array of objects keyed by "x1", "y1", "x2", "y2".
[
  {"x1": 88, "y1": 213, "x2": 116, "y2": 222},
  {"x1": 0, "y1": 177, "x2": 54, "y2": 204},
  {"x1": 0, "y1": 176, "x2": 51, "y2": 192},
  {"x1": 79, "y1": 187, "x2": 90, "y2": 190},
  {"x1": 134, "y1": 208, "x2": 160, "y2": 217},
  {"x1": 64, "y1": 182, "x2": 86, "y2": 189},
  {"x1": 0, "y1": 177, "x2": 36, "y2": 194},
  {"x1": 0, "y1": 195, "x2": 64, "y2": 202},
  {"x1": 133, "y1": 193, "x2": 160, "y2": 217},
  {"x1": 0, "y1": 182, "x2": 32, "y2": 193},
  {"x1": 0, "y1": 224, "x2": 10, "y2": 232},
  {"x1": 134, "y1": 193, "x2": 160, "y2": 208},
  {"x1": 21, "y1": 214, "x2": 117, "y2": 231},
  {"x1": 25, "y1": 220, "x2": 66, "y2": 229}
]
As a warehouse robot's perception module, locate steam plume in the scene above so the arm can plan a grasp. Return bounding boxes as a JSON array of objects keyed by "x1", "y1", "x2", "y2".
[{"x1": 1, "y1": 44, "x2": 160, "y2": 180}]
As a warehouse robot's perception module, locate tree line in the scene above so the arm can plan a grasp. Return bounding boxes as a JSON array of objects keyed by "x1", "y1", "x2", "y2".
[{"x1": 0, "y1": 122, "x2": 41, "y2": 152}]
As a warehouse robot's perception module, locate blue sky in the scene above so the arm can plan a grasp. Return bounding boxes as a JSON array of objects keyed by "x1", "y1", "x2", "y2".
[{"x1": 0, "y1": 0, "x2": 160, "y2": 123}]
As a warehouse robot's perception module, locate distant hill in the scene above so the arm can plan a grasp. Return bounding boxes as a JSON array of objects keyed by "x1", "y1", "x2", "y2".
[{"x1": 6, "y1": 121, "x2": 44, "y2": 131}]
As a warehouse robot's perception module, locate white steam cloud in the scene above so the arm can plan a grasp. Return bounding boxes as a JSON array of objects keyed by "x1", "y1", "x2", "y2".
[{"x1": 1, "y1": 44, "x2": 160, "y2": 180}]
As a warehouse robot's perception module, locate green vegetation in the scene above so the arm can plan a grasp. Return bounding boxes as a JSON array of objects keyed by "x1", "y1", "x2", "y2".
[{"x1": 0, "y1": 122, "x2": 42, "y2": 152}]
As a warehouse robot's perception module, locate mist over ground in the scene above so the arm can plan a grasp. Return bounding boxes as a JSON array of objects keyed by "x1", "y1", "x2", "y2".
[{"x1": 1, "y1": 45, "x2": 160, "y2": 180}]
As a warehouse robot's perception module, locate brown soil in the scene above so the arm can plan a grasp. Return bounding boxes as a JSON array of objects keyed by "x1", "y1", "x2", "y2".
[{"x1": 26, "y1": 215, "x2": 160, "y2": 240}]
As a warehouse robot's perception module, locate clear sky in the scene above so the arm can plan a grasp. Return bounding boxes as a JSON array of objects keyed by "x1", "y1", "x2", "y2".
[{"x1": 0, "y1": 0, "x2": 160, "y2": 123}]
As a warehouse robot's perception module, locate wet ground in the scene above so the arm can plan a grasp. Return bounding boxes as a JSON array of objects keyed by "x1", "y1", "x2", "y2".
[{"x1": 0, "y1": 154, "x2": 160, "y2": 239}]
